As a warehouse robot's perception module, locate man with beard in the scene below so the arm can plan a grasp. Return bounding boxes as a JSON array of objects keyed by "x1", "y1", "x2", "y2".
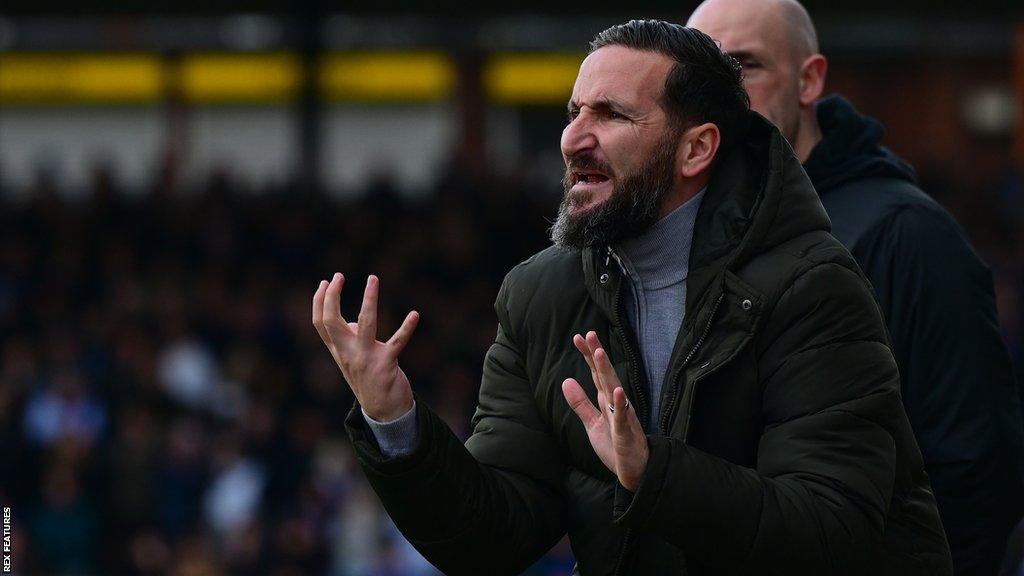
[
  {"x1": 687, "y1": 2, "x2": 1024, "y2": 573},
  {"x1": 313, "y1": 20, "x2": 951, "y2": 574}
]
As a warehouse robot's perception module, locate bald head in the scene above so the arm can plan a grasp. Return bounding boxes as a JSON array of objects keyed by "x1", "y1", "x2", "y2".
[
  {"x1": 778, "y1": 0, "x2": 818, "y2": 55},
  {"x1": 687, "y1": 0, "x2": 827, "y2": 161},
  {"x1": 689, "y1": 0, "x2": 817, "y2": 64}
]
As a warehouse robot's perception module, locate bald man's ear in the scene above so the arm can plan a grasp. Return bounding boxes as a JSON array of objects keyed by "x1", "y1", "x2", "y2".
[
  {"x1": 679, "y1": 122, "x2": 720, "y2": 178},
  {"x1": 798, "y1": 54, "x2": 827, "y2": 107}
]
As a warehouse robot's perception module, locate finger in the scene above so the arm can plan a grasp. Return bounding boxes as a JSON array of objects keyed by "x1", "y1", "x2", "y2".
[
  {"x1": 323, "y1": 273, "x2": 351, "y2": 341},
  {"x1": 387, "y1": 310, "x2": 420, "y2": 354},
  {"x1": 357, "y1": 275, "x2": 379, "y2": 344},
  {"x1": 586, "y1": 331, "x2": 606, "y2": 358},
  {"x1": 573, "y1": 333, "x2": 598, "y2": 375},
  {"x1": 312, "y1": 280, "x2": 329, "y2": 341},
  {"x1": 611, "y1": 386, "x2": 631, "y2": 433},
  {"x1": 562, "y1": 378, "x2": 602, "y2": 429},
  {"x1": 585, "y1": 331, "x2": 610, "y2": 393},
  {"x1": 592, "y1": 346, "x2": 622, "y2": 397}
]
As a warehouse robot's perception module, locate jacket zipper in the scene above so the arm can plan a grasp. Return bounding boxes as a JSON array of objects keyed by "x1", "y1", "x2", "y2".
[
  {"x1": 606, "y1": 247, "x2": 649, "y2": 428},
  {"x1": 659, "y1": 291, "x2": 725, "y2": 438},
  {"x1": 612, "y1": 291, "x2": 723, "y2": 575},
  {"x1": 609, "y1": 274, "x2": 724, "y2": 575},
  {"x1": 607, "y1": 246, "x2": 647, "y2": 576}
]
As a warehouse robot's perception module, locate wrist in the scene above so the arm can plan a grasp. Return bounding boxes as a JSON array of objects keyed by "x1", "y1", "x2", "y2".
[
  {"x1": 620, "y1": 438, "x2": 650, "y2": 492},
  {"x1": 364, "y1": 397, "x2": 414, "y2": 423}
]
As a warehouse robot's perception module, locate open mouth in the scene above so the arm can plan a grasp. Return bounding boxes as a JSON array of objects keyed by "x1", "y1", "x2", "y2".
[
  {"x1": 572, "y1": 170, "x2": 611, "y2": 186},
  {"x1": 566, "y1": 167, "x2": 613, "y2": 213}
]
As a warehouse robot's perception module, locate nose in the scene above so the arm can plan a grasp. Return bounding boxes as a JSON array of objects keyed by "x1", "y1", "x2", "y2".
[{"x1": 561, "y1": 113, "x2": 598, "y2": 162}]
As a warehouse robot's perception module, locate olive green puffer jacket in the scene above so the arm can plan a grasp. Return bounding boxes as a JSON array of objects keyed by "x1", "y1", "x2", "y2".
[{"x1": 345, "y1": 114, "x2": 953, "y2": 575}]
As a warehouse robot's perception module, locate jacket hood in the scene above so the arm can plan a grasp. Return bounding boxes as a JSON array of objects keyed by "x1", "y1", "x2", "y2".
[
  {"x1": 584, "y1": 111, "x2": 832, "y2": 318},
  {"x1": 684, "y1": 111, "x2": 830, "y2": 315},
  {"x1": 804, "y1": 95, "x2": 918, "y2": 194}
]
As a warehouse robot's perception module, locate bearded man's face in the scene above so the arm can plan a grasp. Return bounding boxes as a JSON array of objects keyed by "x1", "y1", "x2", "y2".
[{"x1": 553, "y1": 45, "x2": 683, "y2": 250}]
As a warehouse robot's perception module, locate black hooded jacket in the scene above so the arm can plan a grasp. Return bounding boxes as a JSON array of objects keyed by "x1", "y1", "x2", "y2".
[
  {"x1": 347, "y1": 114, "x2": 952, "y2": 575},
  {"x1": 804, "y1": 95, "x2": 1024, "y2": 575}
]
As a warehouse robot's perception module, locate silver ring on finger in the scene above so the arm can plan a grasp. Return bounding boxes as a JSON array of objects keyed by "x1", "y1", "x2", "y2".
[{"x1": 608, "y1": 404, "x2": 615, "y2": 413}]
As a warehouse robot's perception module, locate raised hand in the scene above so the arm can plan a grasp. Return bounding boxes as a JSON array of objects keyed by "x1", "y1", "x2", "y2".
[
  {"x1": 562, "y1": 331, "x2": 649, "y2": 492},
  {"x1": 312, "y1": 273, "x2": 420, "y2": 422}
]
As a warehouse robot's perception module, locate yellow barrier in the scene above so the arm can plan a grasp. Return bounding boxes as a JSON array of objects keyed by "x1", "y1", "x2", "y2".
[
  {"x1": 319, "y1": 52, "x2": 456, "y2": 102},
  {"x1": 0, "y1": 51, "x2": 585, "y2": 105},
  {"x1": 484, "y1": 53, "x2": 584, "y2": 105},
  {"x1": 0, "y1": 53, "x2": 164, "y2": 104},
  {"x1": 176, "y1": 53, "x2": 301, "y2": 102}
]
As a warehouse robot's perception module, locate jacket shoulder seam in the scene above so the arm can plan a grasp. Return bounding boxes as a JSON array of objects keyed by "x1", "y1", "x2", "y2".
[
  {"x1": 760, "y1": 338, "x2": 888, "y2": 391},
  {"x1": 763, "y1": 259, "x2": 861, "y2": 321}
]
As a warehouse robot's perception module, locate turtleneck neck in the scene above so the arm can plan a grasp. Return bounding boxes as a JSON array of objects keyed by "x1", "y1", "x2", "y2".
[{"x1": 617, "y1": 188, "x2": 705, "y2": 289}]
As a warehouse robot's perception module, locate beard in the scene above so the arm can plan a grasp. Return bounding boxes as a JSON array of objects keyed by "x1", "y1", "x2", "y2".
[{"x1": 550, "y1": 131, "x2": 679, "y2": 251}]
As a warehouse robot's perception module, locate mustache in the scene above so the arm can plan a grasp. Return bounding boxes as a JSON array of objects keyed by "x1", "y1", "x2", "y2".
[{"x1": 565, "y1": 154, "x2": 615, "y2": 178}]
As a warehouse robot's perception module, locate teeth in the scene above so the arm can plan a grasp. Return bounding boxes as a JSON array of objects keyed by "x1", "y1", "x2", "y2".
[{"x1": 574, "y1": 171, "x2": 608, "y2": 185}]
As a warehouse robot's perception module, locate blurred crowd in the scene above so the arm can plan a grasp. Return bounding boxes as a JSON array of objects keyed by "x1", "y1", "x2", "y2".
[
  {"x1": 0, "y1": 150, "x2": 1021, "y2": 575},
  {"x1": 0, "y1": 160, "x2": 568, "y2": 575}
]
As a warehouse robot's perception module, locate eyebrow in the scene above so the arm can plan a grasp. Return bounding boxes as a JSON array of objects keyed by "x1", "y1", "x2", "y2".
[
  {"x1": 726, "y1": 50, "x2": 755, "y2": 61},
  {"x1": 567, "y1": 97, "x2": 639, "y2": 117}
]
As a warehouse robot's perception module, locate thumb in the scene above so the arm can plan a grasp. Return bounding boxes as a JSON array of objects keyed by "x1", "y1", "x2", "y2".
[{"x1": 562, "y1": 378, "x2": 602, "y2": 429}]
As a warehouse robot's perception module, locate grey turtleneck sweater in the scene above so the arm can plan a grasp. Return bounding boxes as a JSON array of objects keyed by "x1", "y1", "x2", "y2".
[
  {"x1": 364, "y1": 189, "x2": 705, "y2": 454},
  {"x1": 615, "y1": 189, "x2": 704, "y2": 432}
]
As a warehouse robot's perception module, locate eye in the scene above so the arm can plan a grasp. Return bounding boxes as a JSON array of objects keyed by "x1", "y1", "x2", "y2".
[
  {"x1": 567, "y1": 108, "x2": 580, "y2": 122},
  {"x1": 739, "y1": 58, "x2": 761, "y2": 70},
  {"x1": 608, "y1": 111, "x2": 624, "y2": 120}
]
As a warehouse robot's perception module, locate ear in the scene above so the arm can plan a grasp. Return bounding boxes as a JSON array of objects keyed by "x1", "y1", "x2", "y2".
[
  {"x1": 798, "y1": 54, "x2": 827, "y2": 107},
  {"x1": 679, "y1": 122, "x2": 720, "y2": 178}
]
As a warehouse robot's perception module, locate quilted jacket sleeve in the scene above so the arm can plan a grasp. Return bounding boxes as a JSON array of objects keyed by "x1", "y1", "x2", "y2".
[{"x1": 345, "y1": 273, "x2": 567, "y2": 576}]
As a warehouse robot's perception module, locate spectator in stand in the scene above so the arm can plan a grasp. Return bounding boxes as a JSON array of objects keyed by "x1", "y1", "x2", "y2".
[{"x1": 688, "y1": 1, "x2": 1024, "y2": 572}]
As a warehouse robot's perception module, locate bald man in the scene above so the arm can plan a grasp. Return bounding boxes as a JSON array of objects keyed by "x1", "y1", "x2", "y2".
[{"x1": 689, "y1": 2, "x2": 1024, "y2": 574}]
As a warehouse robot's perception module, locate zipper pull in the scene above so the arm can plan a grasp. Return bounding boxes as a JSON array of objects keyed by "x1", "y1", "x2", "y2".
[{"x1": 606, "y1": 246, "x2": 630, "y2": 278}]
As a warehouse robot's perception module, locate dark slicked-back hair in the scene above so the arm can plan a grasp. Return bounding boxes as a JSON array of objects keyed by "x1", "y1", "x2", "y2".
[{"x1": 591, "y1": 19, "x2": 750, "y2": 152}]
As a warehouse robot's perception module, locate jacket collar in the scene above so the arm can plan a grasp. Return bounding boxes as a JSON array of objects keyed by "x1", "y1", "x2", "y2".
[
  {"x1": 583, "y1": 112, "x2": 830, "y2": 320},
  {"x1": 804, "y1": 94, "x2": 918, "y2": 194}
]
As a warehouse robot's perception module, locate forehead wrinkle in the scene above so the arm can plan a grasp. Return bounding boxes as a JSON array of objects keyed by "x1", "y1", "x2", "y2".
[
  {"x1": 576, "y1": 46, "x2": 672, "y2": 101},
  {"x1": 570, "y1": 95, "x2": 642, "y2": 116}
]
